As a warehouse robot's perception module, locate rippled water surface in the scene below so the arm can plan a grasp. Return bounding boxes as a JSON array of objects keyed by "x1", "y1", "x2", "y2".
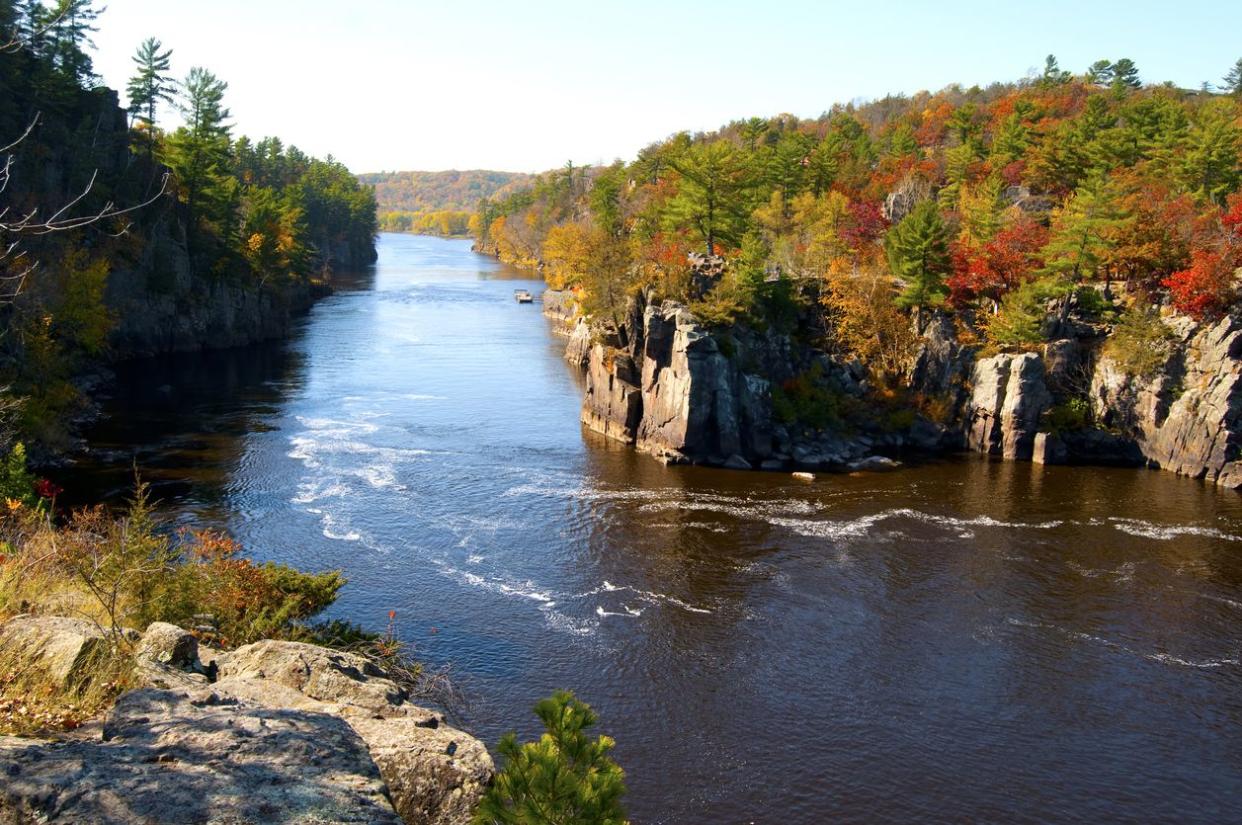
[{"x1": 74, "y1": 235, "x2": 1242, "y2": 823}]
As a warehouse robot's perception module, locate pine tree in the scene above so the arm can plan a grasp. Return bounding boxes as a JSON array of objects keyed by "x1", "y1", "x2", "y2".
[
  {"x1": 1223, "y1": 58, "x2": 1242, "y2": 97},
  {"x1": 664, "y1": 140, "x2": 748, "y2": 256},
  {"x1": 46, "y1": 0, "x2": 100, "y2": 84},
  {"x1": 126, "y1": 37, "x2": 175, "y2": 138},
  {"x1": 1110, "y1": 58, "x2": 1141, "y2": 91},
  {"x1": 474, "y1": 691, "x2": 628, "y2": 825},
  {"x1": 1086, "y1": 59, "x2": 1114, "y2": 87},
  {"x1": 1040, "y1": 54, "x2": 1071, "y2": 86},
  {"x1": 886, "y1": 200, "x2": 950, "y2": 322},
  {"x1": 162, "y1": 67, "x2": 234, "y2": 248},
  {"x1": 1040, "y1": 171, "x2": 1131, "y2": 316}
]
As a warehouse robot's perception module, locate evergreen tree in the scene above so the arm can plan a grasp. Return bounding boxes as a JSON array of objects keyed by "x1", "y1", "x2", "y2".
[
  {"x1": 1181, "y1": 99, "x2": 1242, "y2": 206},
  {"x1": 46, "y1": 0, "x2": 100, "y2": 84},
  {"x1": 126, "y1": 37, "x2": 175, "y2": 137},
  {"x1": 162, "y1": 67, "x2": 234, "y2": 246},
  {"x1": 1041, "y1": 171, "x2": 1130, "y2": 291},
  {"x1": 664, "y1": 140, "x2": 748, "y2": 255},
  {"x1": 474, "y1": 691, "x2": 627, "y2": 825},
  {"x1": 1110, "y1": 58, "x2": 1141, "y2": 91},
  {"x1": 886, "y1": 200, "x2": 950, "y2": 321},
  {"x1": 1223, "y1": 58, "x2": 1242, "y2": 97},
  {"x1": 1040, "y1": 54, "x2": 1071, "y2": 85},
  {"x1": 1086, "y1": 59, "x2": 1114, "y2": 86}
]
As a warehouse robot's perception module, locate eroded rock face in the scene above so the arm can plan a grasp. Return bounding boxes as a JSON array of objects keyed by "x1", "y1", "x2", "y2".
[
  {"x1": 0, "y1": 616, "x2": 105, "y2": 689},
  {"x1": 966, "y1": 352, "x2": 1052, "y2": 460},
  {"x1": 582, "y1": 344, "x2": 643, "y2": 445},
  {"x1": 1091, "y1": 315, "x2": 1242, "y2": 487}
]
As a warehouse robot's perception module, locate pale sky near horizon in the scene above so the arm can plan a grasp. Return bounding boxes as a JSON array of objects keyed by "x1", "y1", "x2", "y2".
[{"x1": 90, "y1": 0, "x2": 1241, "y2": 175}]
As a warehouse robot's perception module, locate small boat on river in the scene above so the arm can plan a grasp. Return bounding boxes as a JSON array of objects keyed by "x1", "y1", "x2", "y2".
[{"x1": 514, "y1": 289, "x2": 533, "y2": 303}]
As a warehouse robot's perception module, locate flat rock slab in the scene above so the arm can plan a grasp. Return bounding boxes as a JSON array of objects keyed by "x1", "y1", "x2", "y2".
[{"x1": 0, "y1": 687, "x2": 402, "y2": 824}]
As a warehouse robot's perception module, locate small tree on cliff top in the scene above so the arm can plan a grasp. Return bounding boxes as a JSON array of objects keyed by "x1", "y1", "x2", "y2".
[{"x1": 474, "y1": 690, "x2": 628, "y2": 825}]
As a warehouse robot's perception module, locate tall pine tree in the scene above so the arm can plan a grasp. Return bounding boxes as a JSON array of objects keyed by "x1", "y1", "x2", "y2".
[
  {"x1": 126, "y1": 37, "x2": 175, "y2": 140},
  {"x1": 886, "y1": 199, "x2": 951, "y2": 323}
]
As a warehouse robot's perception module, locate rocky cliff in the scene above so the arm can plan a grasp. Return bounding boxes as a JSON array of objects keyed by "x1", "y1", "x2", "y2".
[
  {"x1": 0, "y1": 616, "x2": 491, "y2": 825},
  {"x1": 553, "y1": 286, "x2": 1242, "y2": 489},
  {"x1": 569, "y1": 291, "x2": 913, "y2": 471}
]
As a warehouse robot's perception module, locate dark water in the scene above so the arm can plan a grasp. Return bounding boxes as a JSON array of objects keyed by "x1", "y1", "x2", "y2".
[{"x1": 72, "y1": 234, "x2": 1242, "y2": 824}]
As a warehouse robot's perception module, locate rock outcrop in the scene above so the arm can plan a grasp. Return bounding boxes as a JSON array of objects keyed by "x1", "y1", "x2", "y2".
[
  {"x1": 0, "y1": 619, "x2": 492, "y2": 825},
  {"x1": 1091, "y1": 315, "x2": 1242, "y2": 488},
  {"x1": 578, "y1": 292, "x2": 892, "y2": 469},
  {"x1": 965, "y1": 352, "x2": 1053, "y2": 461}
]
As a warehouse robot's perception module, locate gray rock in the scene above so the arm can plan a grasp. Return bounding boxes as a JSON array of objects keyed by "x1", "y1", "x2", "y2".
[
  {"x1": 848, "y1": 456, "x2": 902, "y2": 472},
  {"x1": 966, "y1": 352, "x2": 1052, "y2": 461},
  {"x1": 1090, "y1": 314, "x2": 1242, "y2": 487},
  {"x1": 0, "y1": 615, "x2": 106, "y2": 689},
  {"x1": 1032, "y1": 432, "x2": 1067, "y2": 465},
  {"x1": 723, "y1": 454, "x2": 752, "y2": 470},
  {"x1": 0, "y1": 686, "x2": 402, "y2": 824},
  {"x1": 135, "y1": 622, "x2": 198, "y2": 669},
  {"x1": 218, "y1": 639, "x2": 405, "y2": 713}
]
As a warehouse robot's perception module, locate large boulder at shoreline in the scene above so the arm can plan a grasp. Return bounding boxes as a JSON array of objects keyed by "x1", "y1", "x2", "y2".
[{"x1": 0, "y1": 615, "x2": 106, "y2": 690}]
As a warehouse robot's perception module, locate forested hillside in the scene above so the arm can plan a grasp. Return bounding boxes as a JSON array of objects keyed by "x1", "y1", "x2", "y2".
[
  {"x1": 0, "y1": 0, "x2": 377, "y2": 451},
  {"x1": 476, "y1": 56, "x2": 1242, "y2": 369},
  {"x1": 361, "y1": 169, "x2": 532, "y2": 236}
]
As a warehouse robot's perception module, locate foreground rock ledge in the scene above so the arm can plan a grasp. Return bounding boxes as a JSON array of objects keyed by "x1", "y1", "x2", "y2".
[{"x1": 0, "y1": 618, "x2": 492, "y2": 825}]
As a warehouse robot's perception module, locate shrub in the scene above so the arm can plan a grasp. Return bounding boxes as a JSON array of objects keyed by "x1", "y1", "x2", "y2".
[
  {"x1": 770, "y1": 363, "x2": 855, "y2": 431},
  {"x1": 1043, "y1": 398, "x2": 1092, "y2": 433},
  {"x1": 982, "y1": 277, "x2": 1068, "y2": 348},
  {"x1": 0, "y1": 481, "x2": 345, "y2": 649},
  {"x1": 475, "y1": 690, "x2": 627, "y2": 825},
  {"x1": 1104, "y1": 303, "x2": 1175, "y2": 379}
]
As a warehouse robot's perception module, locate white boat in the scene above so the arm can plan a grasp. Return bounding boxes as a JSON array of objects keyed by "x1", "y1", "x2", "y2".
[{"x1": 514, "y1": 289, "x2": 533, "y2": 303}]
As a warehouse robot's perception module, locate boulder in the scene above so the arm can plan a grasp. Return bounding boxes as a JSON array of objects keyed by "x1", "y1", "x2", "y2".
[
  {"x1": 135, "y1": 622, "x2": 198, "y2": 669},
  {"x1": 215, "y1": 641, "x2": 493, "y2": 825},
  {"x1": 0, "y1": 687, "x2": 402, "y2": 824},
  {"x1": 218, "y1": 639, "x2": 405, "y2": 713},
  {"x1": 349, "y1": 716, "x2": 493, "y2": 825},
  {"x1": 0, "y1": 615, "x2": 106, "y2": 689},
  {"x1": 848, "y1": 456, "x2": 902, "y2": 472}
]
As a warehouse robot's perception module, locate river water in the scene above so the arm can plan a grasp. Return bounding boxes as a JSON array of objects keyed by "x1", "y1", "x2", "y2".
[{"x1": 73, "y1": 234, "x2": 1242, "y2": 823}]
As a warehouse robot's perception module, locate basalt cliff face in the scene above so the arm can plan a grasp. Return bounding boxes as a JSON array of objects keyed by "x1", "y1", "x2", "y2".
[{"x1": 546, "y1": 288, "x2": 1242, "y2": 489}]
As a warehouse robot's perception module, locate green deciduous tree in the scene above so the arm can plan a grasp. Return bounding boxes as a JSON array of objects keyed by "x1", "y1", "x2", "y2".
[{"x1": 474, "y1": 690, "x2": 627, "y2": 825}]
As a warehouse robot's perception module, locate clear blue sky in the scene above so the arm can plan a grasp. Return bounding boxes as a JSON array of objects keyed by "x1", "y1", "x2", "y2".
[{"x1": 91, "y1": 0, "x2": 1242, "y2": 174}]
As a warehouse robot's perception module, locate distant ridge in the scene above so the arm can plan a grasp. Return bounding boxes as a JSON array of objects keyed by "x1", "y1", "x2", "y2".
[{"x1": 358, "y1": 170, "x2": 535, "y2": 214}]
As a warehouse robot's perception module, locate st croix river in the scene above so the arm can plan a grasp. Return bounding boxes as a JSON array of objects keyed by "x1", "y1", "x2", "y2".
[{"x1": 74, "y1": 234, "x2": 1242, "y2": 824}]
